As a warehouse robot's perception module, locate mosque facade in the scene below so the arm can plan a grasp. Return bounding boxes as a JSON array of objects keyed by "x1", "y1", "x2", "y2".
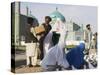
[{"x1": 12, "y1": 2, "x2": 84, "y2": 47}]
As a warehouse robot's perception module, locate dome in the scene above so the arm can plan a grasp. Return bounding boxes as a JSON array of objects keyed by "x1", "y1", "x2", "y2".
[
  {"x1": 49, "y1": 8, "x2": 66, "y2": 22},
  {"x1": 27, "y1": 12, "x2": 39, "y2": 26},
  {"x1": 28, "y1": 14, "x2": 36, "y2": 19}
]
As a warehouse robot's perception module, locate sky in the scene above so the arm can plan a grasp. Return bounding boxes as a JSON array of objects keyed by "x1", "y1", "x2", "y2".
[{"x1": 20, "y1": 2, "x2": 97, "y2": 33}]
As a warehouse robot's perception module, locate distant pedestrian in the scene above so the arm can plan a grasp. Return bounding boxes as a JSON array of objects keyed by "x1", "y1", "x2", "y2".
[{"x1": 84, "y1": 24, "x2": 92, "y2": 55}]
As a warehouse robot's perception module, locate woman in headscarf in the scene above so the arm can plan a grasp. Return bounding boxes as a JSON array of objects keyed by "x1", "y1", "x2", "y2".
[
  {"x1": 43, "y1": 18, "x2": 67, "y2": 56},
  {"x1": 41, "y1": 19, "x2": 69, "y2": 71}
]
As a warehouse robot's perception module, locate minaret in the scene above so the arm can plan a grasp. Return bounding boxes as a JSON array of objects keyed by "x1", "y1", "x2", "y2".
[
  {"x1": 56, "y1": 7, "x2": 58, "y2": 11},
  {"x1": 26, "y1": 6, "x2": 29, "y2": 16},
  {"x1": 15, "y1": 2, "x2": 20, "y2": 45},
  {"x1": 81, "y1": 24, "x2": 83, "y2": 31},
  {"x1": 30, "y1": 10, "x2": 32, "y2": 15}
]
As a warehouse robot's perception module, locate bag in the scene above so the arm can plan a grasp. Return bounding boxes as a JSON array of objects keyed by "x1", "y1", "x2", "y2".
[{"x1": 34, "y1": 25, "x2": 45, "y2": 35}]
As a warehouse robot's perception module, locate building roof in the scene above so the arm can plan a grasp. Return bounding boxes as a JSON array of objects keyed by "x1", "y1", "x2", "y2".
[
  {"x1": 49, "y1": 8, "x2": 66, "y2": 22},
  {"x1": 28, "y1": 13, "x2": 36, "y2": 19},
  {"x1": 73, "y1": 22, "x2": 81, "y2": 31}
]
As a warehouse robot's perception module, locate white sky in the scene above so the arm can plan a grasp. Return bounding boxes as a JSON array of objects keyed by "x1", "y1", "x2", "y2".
[{"x1": 20, "y1": 2, "x2": 97, "y2": 33}]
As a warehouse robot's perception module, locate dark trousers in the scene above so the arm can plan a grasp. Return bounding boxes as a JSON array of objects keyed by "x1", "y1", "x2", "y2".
[{"x1": 39, "y1": 37, "x2": 45, "y2": 60}]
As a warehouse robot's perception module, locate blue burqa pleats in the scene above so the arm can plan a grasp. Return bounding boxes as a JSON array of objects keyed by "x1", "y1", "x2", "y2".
[{"x1": 66, "y1": 43, "x2": 85, "y2": 69}]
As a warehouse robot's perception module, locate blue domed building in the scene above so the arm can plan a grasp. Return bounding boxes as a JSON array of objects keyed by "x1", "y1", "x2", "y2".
[
  {"x1": 49, "y1": 8, "x2": 83, "y2": 41},
  {"x1": 49, "y1": 8, "x2": 66, "y2": 24}
]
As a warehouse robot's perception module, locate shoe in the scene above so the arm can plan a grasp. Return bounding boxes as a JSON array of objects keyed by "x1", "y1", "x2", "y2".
[
  {"x1": 33, "y1": 65, "x2": 40, "y2": 67},
  {"x1": 28, "y1": 64, "x2": 33, "y2": 67}
]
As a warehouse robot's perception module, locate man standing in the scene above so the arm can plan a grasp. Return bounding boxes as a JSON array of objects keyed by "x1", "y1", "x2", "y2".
[
  {"x1": 94, "y1": 32, "x2": 97, "y2": 50},
  {"x1": 39, "y1": 16, "x2": 52, "y2": 60},
  {"x1": 84, "y1": 24, "x2": 92, "y2": 55},
  {"x1": 25, "y1": 17, "x2": 39, "y2": 67}
]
